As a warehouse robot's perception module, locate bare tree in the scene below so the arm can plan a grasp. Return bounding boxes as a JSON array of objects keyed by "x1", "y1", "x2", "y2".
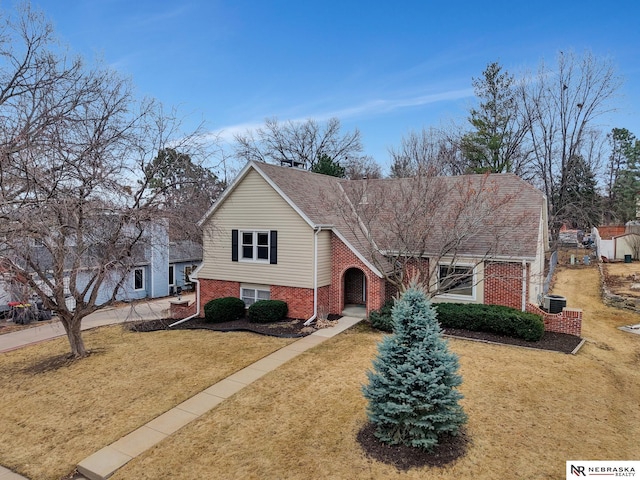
[
  {"x1": 0, "y1": 4, "x2": 207, "y2": 358},
  {"x1": 388, "y1": 127, "x2": 466, "y2": 177},
  {"x1": 343, "y1": 155, "x2": 382, "y2": 180},
  {"x1": 234, "y1": 117, "x2": 364, "y2": 170},
  {"x1": 518, "y1": 51, "x2": 621, "y2": 234}
]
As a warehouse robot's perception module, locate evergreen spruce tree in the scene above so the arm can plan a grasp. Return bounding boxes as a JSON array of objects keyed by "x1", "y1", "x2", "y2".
[
  {"x1": 362, "y1": 284, "x2": 467, "y2": 450},
  {"x1": 310, "y1": 153, "x2": 346, "y2": 177}
]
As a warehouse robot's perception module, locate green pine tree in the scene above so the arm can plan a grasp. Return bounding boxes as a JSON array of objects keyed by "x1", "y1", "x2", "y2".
[
  {"x1": 362, "y1": 284, "x2": 467, "y2": 450},
  {"x1": 310, "y1": 153, "x2": 346, "y2": 177}
]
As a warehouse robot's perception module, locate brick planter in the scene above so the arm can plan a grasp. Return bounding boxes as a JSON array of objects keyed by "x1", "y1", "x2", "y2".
[
  {"x1": 526, "y1": 303, "x2": 582, "y2": 337},
  {"x1": 169, "y1": 300, "x2": 196, "y2": 320}
]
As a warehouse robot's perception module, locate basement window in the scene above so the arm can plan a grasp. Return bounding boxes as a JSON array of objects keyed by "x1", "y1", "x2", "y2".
[{"x1": 241, "y1": 286, "x2": 270, "y2": 307}]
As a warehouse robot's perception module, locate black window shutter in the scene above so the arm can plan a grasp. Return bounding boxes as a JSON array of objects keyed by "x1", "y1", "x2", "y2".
[
  {"x1": 231, "y1": 229, "x2": 238, "y2": 262},
  {"x1": 270, "y1": 230, "x2": 277, "y2": 264}
]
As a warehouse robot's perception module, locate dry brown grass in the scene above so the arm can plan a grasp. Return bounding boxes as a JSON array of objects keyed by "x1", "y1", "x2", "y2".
[
  {"x1": 113, "y1": 265, "x2": 640, "y2": 480},
  {"x1": 602, "y1": 262, "x2": 640, "y2": 298},
  {"x1": 0, "y1": 326, "x2": 294, "y2": 480}
]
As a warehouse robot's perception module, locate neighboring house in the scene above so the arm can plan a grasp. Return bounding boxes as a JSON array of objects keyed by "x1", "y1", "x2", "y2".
[
  {"x1": 593, "y1": 223, "x2": 640, "y2": 261},
  {"x1": 192, "y1": 161, "x2": 550, "y2": 322},
  {"x1": 0, "y1": 271, "x2": 15, "y2": 318},
  {"x1": 169, "y1": 240, "x2": 203, "y2": 294},
  {"x1": 1, "y1": 222, "x2": 202, "y2": 312}
]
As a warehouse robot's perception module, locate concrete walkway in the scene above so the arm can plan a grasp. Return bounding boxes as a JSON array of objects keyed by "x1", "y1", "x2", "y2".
[
  {"x1": 0, "y1": 295, "x2": 193, "y2": 353},
  {"x1": 0, "y1": 311, "x2": 363, "y2": 480},
  {"x1": 76, "y1": 315, "x2": 362, "y2": 480}
]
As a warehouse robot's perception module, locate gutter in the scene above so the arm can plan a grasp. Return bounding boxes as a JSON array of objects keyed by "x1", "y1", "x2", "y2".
[
  {"x1": 169, "y1": 277, "x2": 201, "y2": 327},
  {"x1": 521, "y1": 259, "x2": 527, "y2": 312},
  {"x1": 304, "y1": 226, "x2": 323, "y2": 326}
]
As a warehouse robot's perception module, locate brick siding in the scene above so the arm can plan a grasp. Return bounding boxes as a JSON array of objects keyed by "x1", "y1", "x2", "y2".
[
  {"x1": 330, "y1": 233, "x2": 385, "y2": 316},
  {"x1": 195, "y1": 253, "x2": 583, "y2": 336},
  {"x1": 270, "y1": 284, "x2": 314, "y2": 319},
  {"x1": 197, "y1": 278, "x2": 329, "y2": 320},
  {"x1": 197, "y1": 278, "x2": 241, "y2": 316},
  {"x1": 484, "y1": 261, "x2": 527, "y2": 309},
  {"x1": 485, "y1": 262, "x2": 582, "y2": 336}
]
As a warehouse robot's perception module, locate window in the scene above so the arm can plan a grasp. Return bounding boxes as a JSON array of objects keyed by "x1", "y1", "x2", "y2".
[
  {"x1": 241, "y1": 287, "x2": 270, "y2": 307},
  {"x1": 184, "y1": 265, "x2": 198, "y2": 284},
  {"x1": 134, "y1": 267, "x2": 145, "y2": 291},
  {"x1": 241, "y1": 231, "x2": 270, "y2": 261},
  {"x1": 438, "y1": 265, "x2": 474, "y2": 297},
  {"x1": 233, "y1": 230, "x2": 277, "y2": 264},
  {"x1": 168, "y1": 265, "x2": 175, "y2": 286}
]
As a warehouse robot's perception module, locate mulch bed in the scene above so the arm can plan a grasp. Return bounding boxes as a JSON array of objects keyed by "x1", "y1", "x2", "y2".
[
  {"x1": 357, "y1": 423, "x2": 469, "y2": 470},
  {"x1": 128, "y1": 317, "x2": 318, "y2": 338},
  {"x1": 442, "y1": 328, "x2": 583, "y2": 354},
  {"x1": 127, "y1": 318, "x2": 583, "y2": 353}
]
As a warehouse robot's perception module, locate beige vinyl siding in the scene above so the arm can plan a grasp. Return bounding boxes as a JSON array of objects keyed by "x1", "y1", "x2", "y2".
[
  {"x1": 317, "y1": 230, "x2": 331, "y2": 286},
  {"x1": 200, "y1": 169, "x2": 316, "y2": 288}
]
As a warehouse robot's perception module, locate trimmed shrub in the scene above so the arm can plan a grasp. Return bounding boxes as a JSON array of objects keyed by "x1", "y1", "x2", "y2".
[
  {"x1": 370, "y1": 299, "x2": 545, "y2": 341},
  {"x1": 203, "y1": 297, "x2": 246, "y2": 323},
  {"x1": 435, "y1": 303, "x2": 545, "y2": 342},
  {"x1": 368, "y1": 299, "x2": 394, "y2": 332},
  {"x1": 247, "y1": 300, "x2": 288, "y2": 323}
]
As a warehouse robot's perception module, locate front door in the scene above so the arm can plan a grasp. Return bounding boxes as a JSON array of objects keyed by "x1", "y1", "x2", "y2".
[{"x1": 344, "y1": 268, "x2": 366, "y2": 306}]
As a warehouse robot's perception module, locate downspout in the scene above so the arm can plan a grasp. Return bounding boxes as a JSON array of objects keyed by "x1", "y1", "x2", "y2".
[
  {"x1": 521, "y1": 259, "x2": 527, "y2": 312},
  {"x1": 169, "y1": 278, "x2": 200, "y2": 327},
  {"x1": 304, "y1": 226, "x2": 321, "y2": 326}
]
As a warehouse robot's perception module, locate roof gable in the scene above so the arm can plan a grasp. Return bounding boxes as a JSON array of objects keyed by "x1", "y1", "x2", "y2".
[{"x1": 198, "y1": 161, "x2": 322, "y2": 229}]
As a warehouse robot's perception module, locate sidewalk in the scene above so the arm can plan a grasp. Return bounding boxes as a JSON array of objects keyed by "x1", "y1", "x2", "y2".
[{"x1": 0, "y1": 295, "x2": 194, "y2": 353}]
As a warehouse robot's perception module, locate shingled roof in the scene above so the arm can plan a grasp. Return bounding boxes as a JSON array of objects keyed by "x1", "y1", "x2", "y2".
[{"x1": 203, "y1": 161, "x2": 547, "y2": 276}]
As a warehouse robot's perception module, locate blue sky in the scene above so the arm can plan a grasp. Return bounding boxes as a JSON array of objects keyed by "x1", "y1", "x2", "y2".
[{"x1": 29, "y1": 0, "x2": 640, "y2": 174}]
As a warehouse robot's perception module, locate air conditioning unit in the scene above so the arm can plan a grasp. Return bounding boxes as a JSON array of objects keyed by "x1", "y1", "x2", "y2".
[{"x1": 543, "y1": 294, "x2": 567, "y2": 314}]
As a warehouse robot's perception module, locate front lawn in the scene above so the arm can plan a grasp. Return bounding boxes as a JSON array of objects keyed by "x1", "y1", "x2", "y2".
[
  {"x1": 0, "y1": 327, "x2": 294, "y2": 480},
  {"x1": 113, "y1": 265, "x2": 640, "y2": 479},
  {"x1": 1, "y1": 264, "x2": 638, "y2": 479}
]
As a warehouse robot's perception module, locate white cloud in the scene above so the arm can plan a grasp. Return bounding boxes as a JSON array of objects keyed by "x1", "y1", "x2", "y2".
[
  {"x1": 207, "y1": 87, "x2": 474, "y2": 142},
  {"x1": 325, "y1": 88, "x2": 475, "y2": 120}
]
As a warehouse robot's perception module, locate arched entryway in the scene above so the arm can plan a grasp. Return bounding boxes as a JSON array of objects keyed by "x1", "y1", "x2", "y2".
[{"x1": 343, "y1": 267, "x2": 366, "y2": 315}]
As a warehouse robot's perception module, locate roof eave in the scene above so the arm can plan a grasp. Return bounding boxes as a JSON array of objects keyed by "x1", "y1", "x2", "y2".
[{"x1": 379, "y1": 250, "x2": 538, "y2": 263}]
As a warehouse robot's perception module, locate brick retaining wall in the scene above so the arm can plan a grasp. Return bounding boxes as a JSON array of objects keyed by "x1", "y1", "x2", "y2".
[{"x1": 526, "y1": 303, "x2": 582, "y2": 336}]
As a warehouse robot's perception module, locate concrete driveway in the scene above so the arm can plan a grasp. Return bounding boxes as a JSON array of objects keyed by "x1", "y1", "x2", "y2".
[{"x1": 0, "y1": 294, "x2": 194, "y2": 353}]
